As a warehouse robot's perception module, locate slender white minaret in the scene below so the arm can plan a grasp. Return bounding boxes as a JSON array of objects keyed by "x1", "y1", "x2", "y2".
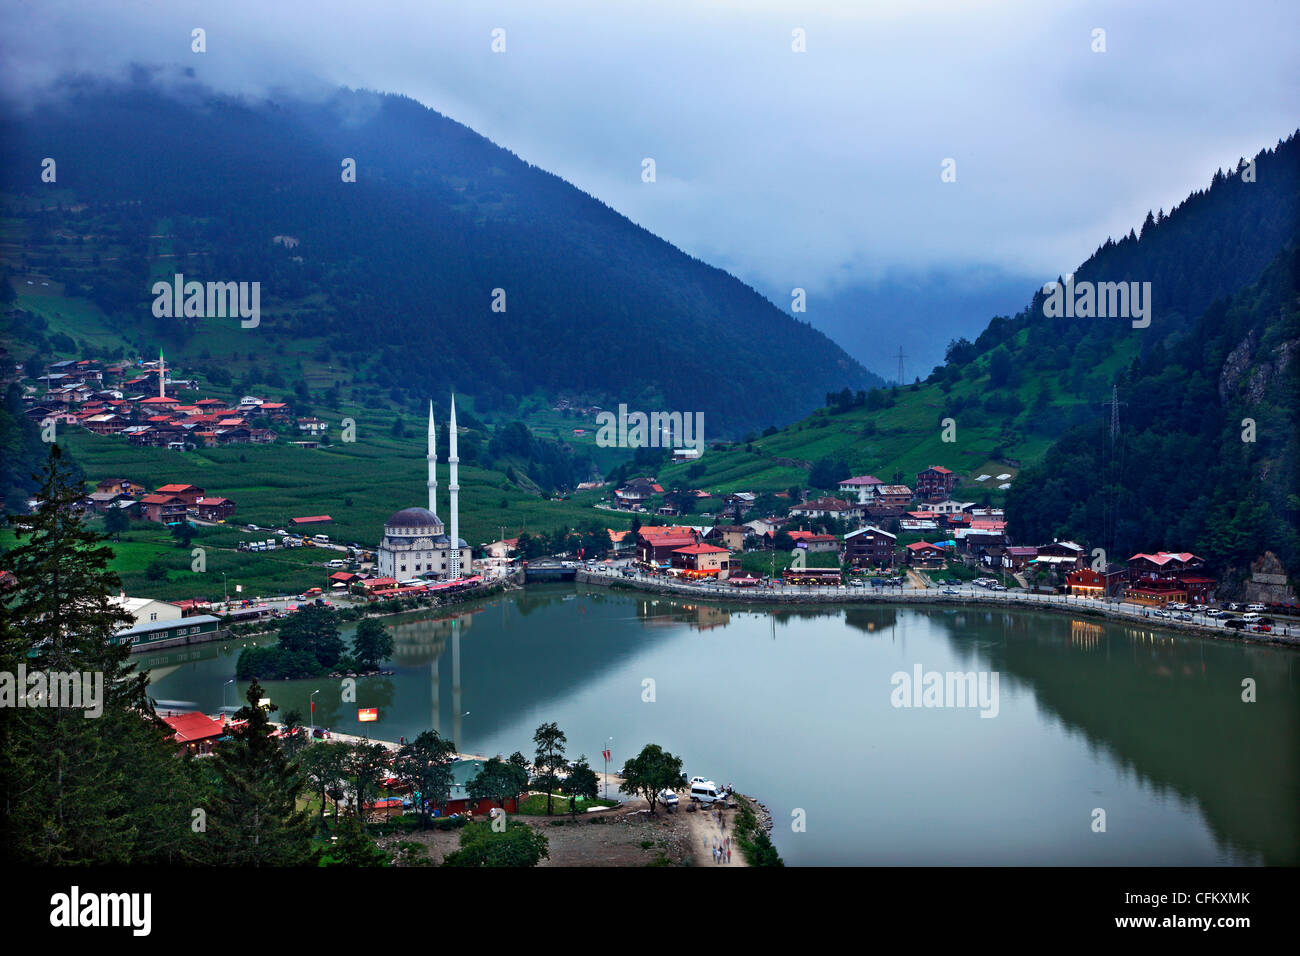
[
  {"x1": 158, "y1": 349, "x2": 166, "y2": 398},
  {"x1": 427, "y1": 400, "x2": 437, "y2": 515},
  {"x1": 448, "y1": 394, "x2": 460, "y2": 578}
]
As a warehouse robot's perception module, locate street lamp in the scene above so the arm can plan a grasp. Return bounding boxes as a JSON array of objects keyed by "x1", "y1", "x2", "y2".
[
  {"x1": 222, "y1": 678, "x2": 234, "y2": 712},
  {"x1": 221, "y1": 571, "x2": 228, "y2": 605},
  {"x1": 310, "y1": 689, "x2": 320, "y2": 737}
]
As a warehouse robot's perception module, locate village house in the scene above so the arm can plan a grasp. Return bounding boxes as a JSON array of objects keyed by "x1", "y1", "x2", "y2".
[
  {"x1": 906, "y1": 541, "x2": 947, "y2": 568},
  {"x1": 1033, "y1": 540, "x2": 1087, "y2": 572},
  {"x1": 614, "y1": 477, "x2": 663, "y2": 510},
  {"x1": 1065, "y1": 566, "x2": 1127, "y2": 599},
  {"x1": 1125, "y1": 552, "x2": 1216, "y2": 605},
  {"x1": 721, "y1": 492, "x2": 758, "y2": 518},
  {"x1": 296, "y1": 417, "x2": 329, "y2": 435},
  {"x1": 930, "y1": 499, "x2": 976, "y2": 515},
  {"x1": 844, "y1": 526, "x2": 897, "y2": 568},
  {"x1": 838, "y1": 474, "x2": 883, "y2": 498},
  {"x1": 787, "y1": 530, "x2": 839, "y2": 552},
  {"x1": 160, "y1": 711, "x2": 226, "y2": 756},
  {"x1": 705, "y1": 524, "x2": 748, "y2": 551},
  {"x1": 670, "y1": 542, "x2": 732, "y2": 580},
  {"x1": 636, "y1": 526, "x2": 701, "y2": 566},
  {"x1": 1001, "y1": 546, "x2": 1039, "y2": 571},
  {"x1": 915, "y1": 466, "x2": 957, "y2": 502},
  {"x1": 789, "y1": 496, "x2": 859, "y2": 521},
  {"x1": 156, "y1": 483, "x2": 205, "y2": 505},
  {"x1": 191, "y1": 496, "x2": 237, "y2": 521},
  {"x1": 140, "y1": 493, "x2": 188, "y2": 525}
]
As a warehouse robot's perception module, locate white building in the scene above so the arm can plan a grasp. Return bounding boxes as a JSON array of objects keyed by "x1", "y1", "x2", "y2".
[{"x1": 377, "y1": 397, "x2": 467, "y2": 580}]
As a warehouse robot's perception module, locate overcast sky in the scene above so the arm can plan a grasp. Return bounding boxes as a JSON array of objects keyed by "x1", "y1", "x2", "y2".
[{"x1": 3, "y1": 0, "x2": 1297, "y2": 303}]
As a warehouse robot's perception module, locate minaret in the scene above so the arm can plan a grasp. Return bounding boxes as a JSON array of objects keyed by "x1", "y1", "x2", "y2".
[
  {"x1": 158, "y1": 349, "x2": 166, "y2": 398},
  {"x1": 427, "y1": 400, "x2": 437, "y2": 515},
  {"x1": 448, "y1": 394, "x2": 461, "y2": 578}
]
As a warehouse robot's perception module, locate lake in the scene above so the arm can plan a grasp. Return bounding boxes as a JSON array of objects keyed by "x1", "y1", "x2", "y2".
[{"x1": 138, "y1": 584, "x2": 1300, "y2": 866}]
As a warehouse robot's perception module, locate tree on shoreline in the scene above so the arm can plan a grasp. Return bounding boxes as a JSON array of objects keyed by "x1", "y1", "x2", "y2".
[
  {"x1": 619, "y1": 744, "x2": 685, "y2": 815},
  {"x1": 532, "y1": 722, "x2": 567, "y2": 816},
  {"x1": 395, "y1": 730, "x2": 457, "y2": 828}
]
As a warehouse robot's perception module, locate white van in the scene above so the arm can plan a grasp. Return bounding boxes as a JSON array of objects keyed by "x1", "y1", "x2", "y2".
[
  {"x1": 1242, "y1": 612, "x2": 1261, "y2": 623},
  {"x1": 688, "y1": 780, "x2": 728, "y2": 805},
  {"x1": 1247, "y1": 604, "x2": 1266, "y2": 612},
  {"x1": 325, "y1": 559, "x2": 345, "y2": 569}
]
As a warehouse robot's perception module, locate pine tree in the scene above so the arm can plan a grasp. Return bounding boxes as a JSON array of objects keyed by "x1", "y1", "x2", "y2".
[
  {"x1": 0, "y1": 445, "x2": 194, "y2": 864},
  {"x1": 203, "y1": 678, "x2": 318, "y2": 865}
]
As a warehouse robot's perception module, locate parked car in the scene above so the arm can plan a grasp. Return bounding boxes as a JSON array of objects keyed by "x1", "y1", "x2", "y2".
[
  {"x1": 1250, "y1": 624, "x2": 1272, "y2": 633},
  {"x1": 659, "y1": 790, "x2": 679, "y2": 809},
  {"x1": 942, "y1": 588, "x2": 960, "y2": 595},
  {"x1": 1224, "y1": 619, "x2": 1246, "y2": 630},
  {"x1": 1247, "y1": 604, "x2": 1266, "y2": 612},
  {"x1": 1153, "y1": 609, "x2": 1172, "y2": 618}
]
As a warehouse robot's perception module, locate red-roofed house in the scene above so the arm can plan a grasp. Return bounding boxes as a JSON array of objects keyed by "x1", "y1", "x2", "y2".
[
  {"x1": 140, "y1": 494, "x2": 187, "y2": 524},
  {"x1": 192, "y1": 496, "x2": 236, "y2": 521},
  {"x1": 1126, "y1": 552, "x2": 1215, "y2": 604},
  {"x1": 160, "y1": 711, "x2": 225, "y2": 755},
  {"x1": 906, "y1": 541, "x2": 947, "y2": 568},
  {"x1": 787, "y1": 530, "x2": 839, "y2": 552},
  {"x1": 156, "y1": 483, "x2": 205, "y2": 505},
  {"x1": 637, "y1": 526, "x2": 701, "y2": 565},
  {"x1": 291, "y1": 515, "x2": 333, "y2": 526},
  {"x1": 670, "y1": 542, "x2": 732, "y2": 579}
]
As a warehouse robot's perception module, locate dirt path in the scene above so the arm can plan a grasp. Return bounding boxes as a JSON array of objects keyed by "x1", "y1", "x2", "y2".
[{"x1": 683, "y1": 802, "x2": 748, "y2": 867}]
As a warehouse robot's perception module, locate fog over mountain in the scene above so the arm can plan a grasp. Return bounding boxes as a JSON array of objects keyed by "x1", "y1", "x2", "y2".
[{"x1": 2, "y1": 0, "x2": 1296, "y2": 373}]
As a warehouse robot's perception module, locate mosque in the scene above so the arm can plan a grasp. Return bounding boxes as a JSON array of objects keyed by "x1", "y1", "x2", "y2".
[{"x1": 377, "y1": 396, "x2": 468, "y2": 580}]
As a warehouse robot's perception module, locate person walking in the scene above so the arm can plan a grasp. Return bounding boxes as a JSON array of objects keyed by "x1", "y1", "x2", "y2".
[{"x1": 726, "y1": 843, "x2": 731, "y2": 863}]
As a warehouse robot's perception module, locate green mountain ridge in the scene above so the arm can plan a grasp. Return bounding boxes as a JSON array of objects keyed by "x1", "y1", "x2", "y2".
[{"x1": 0, "y1": 74, "x2": 879, "y2": 437}]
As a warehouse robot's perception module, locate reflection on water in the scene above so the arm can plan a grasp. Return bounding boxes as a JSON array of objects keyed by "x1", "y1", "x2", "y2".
[{"x1": 140, "y1": 585, "x2": 1299, "y2": 866}]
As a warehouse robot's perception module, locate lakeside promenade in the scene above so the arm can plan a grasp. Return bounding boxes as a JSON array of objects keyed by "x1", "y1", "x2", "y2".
[{"x1": 575, "y1": 568, "x2": 1300, "y2": 647}]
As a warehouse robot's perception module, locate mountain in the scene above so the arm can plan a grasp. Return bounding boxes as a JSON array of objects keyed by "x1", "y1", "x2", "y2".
[
  {"x1": 651, "y1": 132, "x2": 1300, "y2": 575},
  {"x1": 1007, "y1": 240, "x2": 1299, "y2": 579},
  {"x1": 0, "y1": 73, "x2": 879, "y2": 435}
]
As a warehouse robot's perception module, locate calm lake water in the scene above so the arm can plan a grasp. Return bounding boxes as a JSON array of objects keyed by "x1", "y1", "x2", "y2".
[{"x1": 138, "y1": 584, "x2": 1300, "y2": 866}]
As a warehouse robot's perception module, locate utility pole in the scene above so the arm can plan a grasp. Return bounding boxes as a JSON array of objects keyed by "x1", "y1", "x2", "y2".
[{"x1": 896, "y1": 347, "x2": 907, "y2": 387}]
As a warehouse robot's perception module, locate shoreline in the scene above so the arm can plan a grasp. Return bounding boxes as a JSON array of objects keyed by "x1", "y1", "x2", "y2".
[{"x1": 574, "y1": 569, "x2": 1300, "y2": 649}]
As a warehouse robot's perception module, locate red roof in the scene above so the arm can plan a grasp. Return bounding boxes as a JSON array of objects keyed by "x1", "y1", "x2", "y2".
[
  {"x1": 161, "y1": 711, "x2": 225, "y2": 743},
  {"x1": 672, "y1": 543, "x2": 730, "y2": 555},
  {"x1": 907, "y1": 541, "x2": 942, "y2": 551},
  {"x1": 924, "y1": 465, "x2": 953, "y2": 475},
  {"x1": 291, "y1": 515, "x2": 333, "y2": 524},
  {"x1": 194, "y1": 496, "x2": 231, "y2": 506},
  {"x1": 141, "y1": 494, "x2": 181, "y2": 505},
  {"x1": 1130, "y1": 552, "x2": 1200, "y2": 565},
  {"x1": 329, "y1": 571, "x2": 360, "y2": 582},
  {"x1": 157, "y1": 484, "x2": 201, "y2": 494},
  {"x1": 788, "y1": 530, "x2": 836, "y2": 542},
  {"x1": 638, "y1": 525, "x2": 699, "y2": 540},
  {"x1": 140, "y1": 396, "x2": 179, "y2": 405}
]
